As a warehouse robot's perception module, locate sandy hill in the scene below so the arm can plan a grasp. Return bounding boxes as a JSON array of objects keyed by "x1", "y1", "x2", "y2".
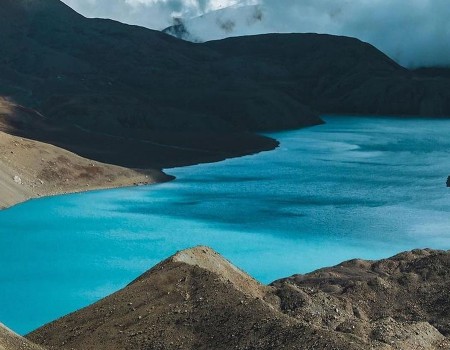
[
  {"x1": 28, "y1": 247, "x2": 450, "y2": 350},
  {"x1": 0, "y1": 98, "x2": 170, "y2": 209},
  {"x1": 0, "y1": 323, "x2": 44, "y2": 350}
]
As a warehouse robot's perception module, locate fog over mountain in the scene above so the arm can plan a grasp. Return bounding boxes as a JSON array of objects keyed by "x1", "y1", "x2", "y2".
[
  {"x1": 61, "y1": 0, "x2": 242, "y2": 29},
  {"x1": 61, "y1": 0, "x2": 450, "y2": 68}
]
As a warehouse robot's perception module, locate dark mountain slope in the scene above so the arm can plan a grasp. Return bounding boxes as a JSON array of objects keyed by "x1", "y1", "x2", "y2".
[
  {"x1": 1, "y1": 0, "x2": 450, "y2": 168},
  {"x1": 28, "y1": 247, "x2": 450, "y2": 349},
  {"x1": 0, "y1": 0, "x2": 320, "y2": 133},
  {"x1": 0, "y1": 0, "x2": 284, "y2": 167},
  {"x1": 205, "y1": 34, "x2": 450, "y2": 116}
]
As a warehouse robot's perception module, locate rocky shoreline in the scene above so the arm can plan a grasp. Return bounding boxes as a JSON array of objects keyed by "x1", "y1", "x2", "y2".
[
  {"x1": 0, "y1": 130, "x2": 172, "y2": 210},
  {"x1": 0, "y1": 97, "x2": 280, "y2": 210}
]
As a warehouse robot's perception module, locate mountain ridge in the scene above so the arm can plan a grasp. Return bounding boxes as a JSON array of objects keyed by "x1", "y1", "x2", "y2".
[
  {"x1": 1, "y1": 0, "x2": 450, "y2": 172},
  {"x1": 27, "y1": 246, "x2": 450, "y2": 350}
]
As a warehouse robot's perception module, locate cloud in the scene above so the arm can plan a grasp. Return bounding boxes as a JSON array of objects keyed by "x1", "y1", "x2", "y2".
[
  {"x1": 61, "y1": 0, "x2": 241, "y2": 29},
  {"x1": 61, "y1": 0, "x2": 450, "y2": 68},
  {"x1": 179, "y1": 0, "x2": 450, "y2": 68}
]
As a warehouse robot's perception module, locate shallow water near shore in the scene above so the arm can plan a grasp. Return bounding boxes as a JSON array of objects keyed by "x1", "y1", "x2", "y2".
[{"x1": 1, "y1": 116, "x2": 449, "y2": 334}]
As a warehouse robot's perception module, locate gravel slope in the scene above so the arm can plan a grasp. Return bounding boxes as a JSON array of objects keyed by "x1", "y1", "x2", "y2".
[
  {"x1": 0, "y1": 323, "x2": 44, "y2": 350},
  {"x1": 28, "y1": 247, "x2": 450, "y2": 350}
]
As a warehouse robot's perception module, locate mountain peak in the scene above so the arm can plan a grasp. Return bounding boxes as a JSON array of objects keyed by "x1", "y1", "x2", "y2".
[
  {"x1": 28, "y1": 249, "x2": 450, "y2": 349},
  {"x1": 0, "y1": 0, "x2": 82, "y2": 34},
  {"x1": 0, "y1": 323, "x2": 43, "y2": 350},
  {"x1": 131, "y1": 246, "x2": 267, "y2": 300},
  {"x1": 27, "y1": 246, "x2": 285, "y2": 350},
  {"x1": 173, "y1": 246, "x2": 267, "y2": 297},
  {"x1": 0, "y1": 0, "x2": 76, "y2": 16}
]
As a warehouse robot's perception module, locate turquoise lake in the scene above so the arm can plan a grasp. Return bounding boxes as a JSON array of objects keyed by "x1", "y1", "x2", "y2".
[{"x1": 1, "y1": 116, "x2": 449, "y2": 334}]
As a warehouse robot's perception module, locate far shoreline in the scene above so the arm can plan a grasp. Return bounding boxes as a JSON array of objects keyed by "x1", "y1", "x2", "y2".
[
  {"x1": 0, "y1": 132, "x2": 281, "y2": 211},
  {"x1": 3, "y1": 113, "x2": 450, "y2": 211}
]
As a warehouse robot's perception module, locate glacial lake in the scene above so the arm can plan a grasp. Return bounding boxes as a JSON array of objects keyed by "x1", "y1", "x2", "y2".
[{"x1": 1, "y1": 116, "x2": 449, "y2": 334}]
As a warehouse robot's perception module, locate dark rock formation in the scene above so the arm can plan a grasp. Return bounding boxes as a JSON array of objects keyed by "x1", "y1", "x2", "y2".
[
  {"x1": 0, "y1": 0, "x2": 314, "y2": 169},
  {"x1": 28, "y1": 247, "x2": 450, "y2": 350},
  {"x1": 447, "y1": 176, "x2": 450, "y2": 187},
  {"x1": 204, "y1": 35, "x2": 450, "y2": 117},
  {"x1": 1, "y1": 0, "x2": 450, "y2": 169}
]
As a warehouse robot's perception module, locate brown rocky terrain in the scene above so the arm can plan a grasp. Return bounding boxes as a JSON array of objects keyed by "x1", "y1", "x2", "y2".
[
  {"x1": 27, "y1": 247, "x2": 450, "y2": 350},
  {"x1": 0, "y1": 323, "x2": 44, "y2": 350},
  {"x1": 0, "y1": 98, "x2": 171, "y2": 209}
]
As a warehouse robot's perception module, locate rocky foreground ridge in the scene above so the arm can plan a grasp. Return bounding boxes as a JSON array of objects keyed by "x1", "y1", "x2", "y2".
[
  {"x1": 0, "y1": 323, "x2": 44, "y2": 350},
  {"x1": 15, "y1": 247, "x2": 449, "y2": 350}
]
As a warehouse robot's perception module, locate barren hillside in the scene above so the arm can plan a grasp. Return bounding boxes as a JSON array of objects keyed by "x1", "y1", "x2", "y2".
[
  {"x1": 0, "y1": 98, "x2": 170, "y2": 209},
  {"x1": 0, "y1": 323, "x2": 44, "y2": 350},
  {"x1": 28, "y1": 247, "x2": 450, "y2": 350}
]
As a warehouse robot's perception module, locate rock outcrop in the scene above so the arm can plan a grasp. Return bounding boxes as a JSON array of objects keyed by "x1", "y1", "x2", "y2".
[
  {"x1": 272, "y1": 249, "x2": 450, "y2": 349},
  {"x1": 28, "y1": 247, "x2": 450, "y2": 350}
]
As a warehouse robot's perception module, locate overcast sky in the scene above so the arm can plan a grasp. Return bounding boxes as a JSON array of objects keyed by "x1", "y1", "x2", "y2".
[
  {"x1": 60, "y1": 0, "x2": 450, "y2": 68},
  {"x1": 61, "y1": 0, "x2": 242, "y2": 29}
]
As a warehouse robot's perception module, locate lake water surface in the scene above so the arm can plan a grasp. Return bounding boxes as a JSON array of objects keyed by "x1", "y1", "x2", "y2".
[{"x1": 1, "y1": 116, "x2": 449, "y2": 334}]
